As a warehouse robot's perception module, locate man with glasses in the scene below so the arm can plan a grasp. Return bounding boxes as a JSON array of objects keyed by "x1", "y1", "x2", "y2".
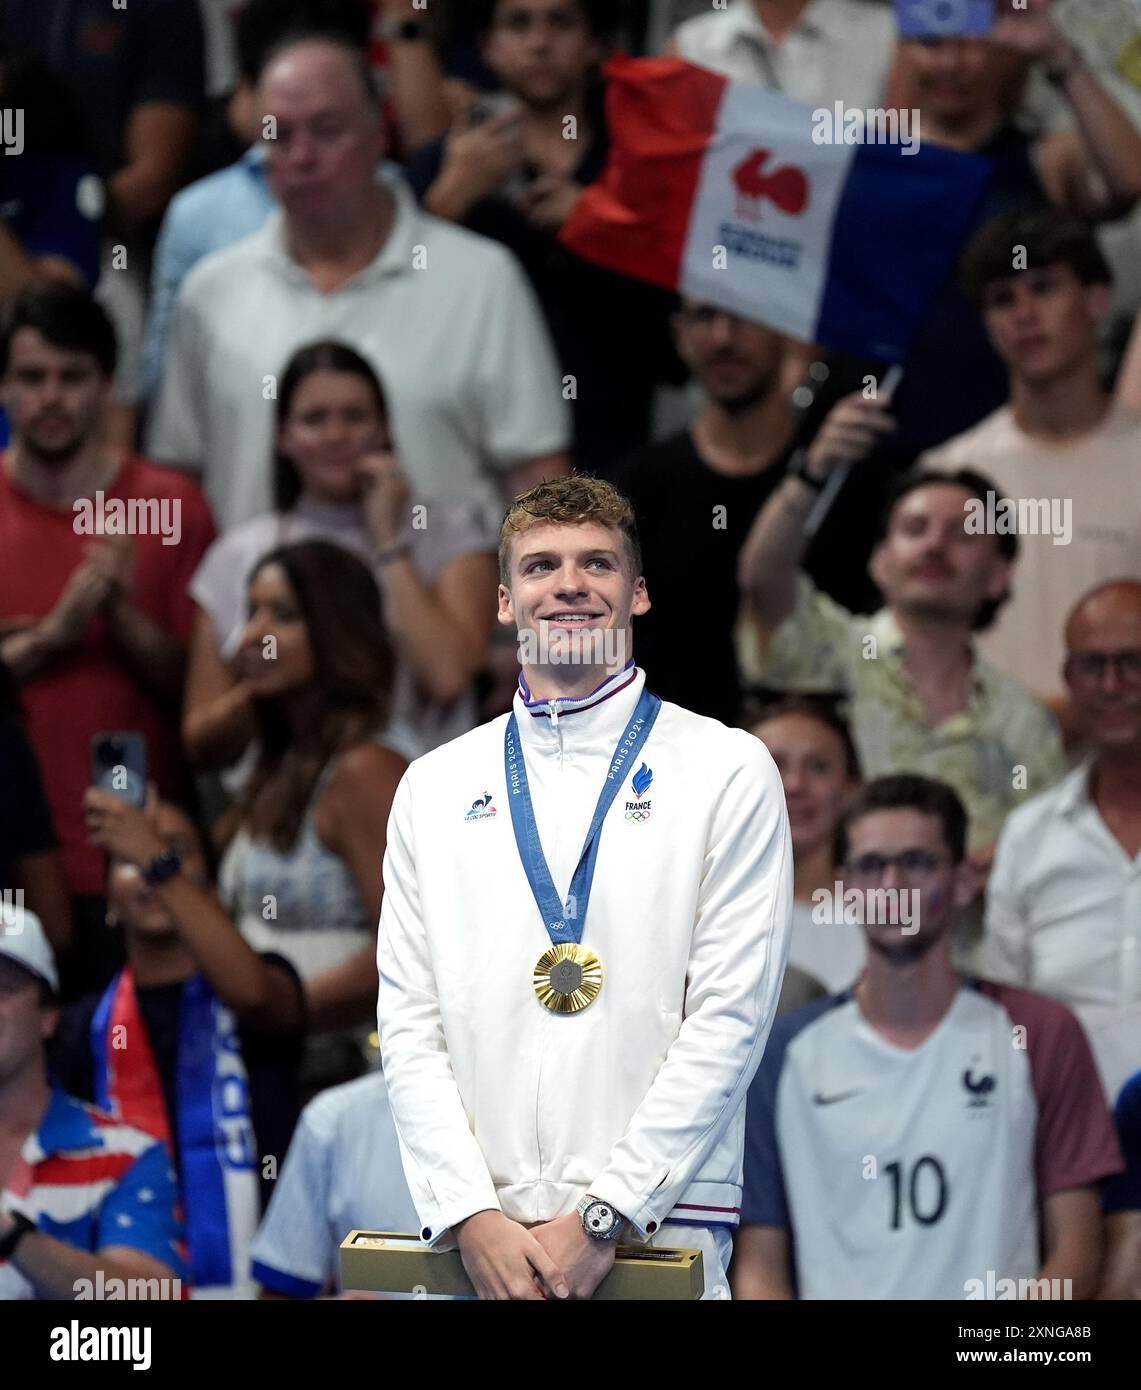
[
  {"x1": 733, "y1": 773, "x2": 1121, "y2": 1300},
  {"x1": 986, "y1": 579, "x2": 1141, "y2": 1110}
]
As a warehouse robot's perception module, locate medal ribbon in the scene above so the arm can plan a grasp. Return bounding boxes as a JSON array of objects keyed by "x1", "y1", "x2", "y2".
[{"x1": 504, "y1": 687, "x2": 661, "y2": 947}]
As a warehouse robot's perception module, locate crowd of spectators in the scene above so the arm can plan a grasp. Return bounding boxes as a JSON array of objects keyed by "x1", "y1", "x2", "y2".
[{"x1": 1, "y1": 0, "x2": 1139, "y2": 1302}]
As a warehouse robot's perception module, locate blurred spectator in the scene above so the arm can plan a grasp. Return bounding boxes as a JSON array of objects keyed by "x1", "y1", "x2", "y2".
[
  {"x1": 749, "y1": 696, "x2": 863, "y2": 994},
  {"x1": 0, "y1": 51, "x2": 103, "y2": 300},
  {"x1": 185, "y1": 341, "x2": 498, "y2": 767},
  {"x1": 0, "y1": 663, "x2": 70, "y2": 957},
  {"x1": 924, "y1": 212, "x2": 1141, "y2": 720},
  {"x1": 733, "y1": 775, "x2": 1121, "y2": 1300},
  {"x1": 142, "y1": 1, "x2": 377, "y2": 397},
  {"x1": 0, "y1": 910, "x2": 187, "y2": 1300},
  {"x1": 0, "y1": 0, "x2": 204, "y2": 233},
  {"x1": 883, "y1": 2, "x2": 1141, "y2": 457},
  {"x1": 1101, "y1": 1069, "x2": 1141, "y2": 1300},
  {"x1": 610, "y1": 302, "x2": 801, "y2": 722},
  {"x1": 737, "y1": 462, "x2": 1066, "y2": 868},
  {"x1": 48, "y1": 793, "x2": 304, "y2": 1298},
  {"x1": 408, "y1": 0, "x2": 682, "y2": 473},
  {"x1": 985, "y1": 581, "x2": 1141, "y2": 1110},
  {"x1": 147, "y1": 32, "x2": 570, "y2": 529},
  {"x1": 665, "y1": 0, "x2": 895, "y2": 108},
  {"x1": 0, "y1": 285, "x2": 214, "y2": 998},
  {"x1": 251, "y1": 1071, "x2": 421, "y2": 1298},
  {"x1": 211, "y1": 541, "x2": 405, "y2": 1092}
]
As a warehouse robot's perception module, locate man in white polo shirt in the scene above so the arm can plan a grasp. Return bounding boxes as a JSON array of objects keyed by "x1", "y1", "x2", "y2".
[
  {"x1": 986, "y1": 580, "x2": 1141, "y2": 1109},
  {"x1": 147, "y1": 33, "x2": 570, "y2": 529},
  {"x1": 377, "y1": 475, "x2": 793, "y2": 1300}
]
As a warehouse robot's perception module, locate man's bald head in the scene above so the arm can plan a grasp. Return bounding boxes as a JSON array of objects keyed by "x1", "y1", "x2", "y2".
[
  {"x1": 1065, "y1": 580, "x2": 1141, "y2": 650},
  {"x1": 258, "y1": 34, "x2": 380, "y2": 122},
  {"x1": 1063, "y1": 579, "x2": 1141, "y2": 755},
  {"x1": 256, "y1": 34, "x2": 387, "y2": 221}
]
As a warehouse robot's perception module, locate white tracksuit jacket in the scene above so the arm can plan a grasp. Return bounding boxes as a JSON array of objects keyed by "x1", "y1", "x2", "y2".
[{"x1": 376, "y1": 663, "x2": 793, "y2": 1259}]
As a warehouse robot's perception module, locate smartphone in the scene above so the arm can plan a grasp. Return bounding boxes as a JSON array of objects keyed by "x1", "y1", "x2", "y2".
[
  {"x1": 466, "y1": 93, "x2": 522, "y2": 129},
  {"x1": 895, "y1": 0, "x2": 994, "y2": 39},
  {"x1": 91, "y1": 732, "x2": 148, "y2": 809}
]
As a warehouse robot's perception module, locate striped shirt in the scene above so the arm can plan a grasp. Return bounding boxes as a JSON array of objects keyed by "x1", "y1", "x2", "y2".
[{"x1": 0, "y1": 1085, "x2": 188, "y2": 1299}]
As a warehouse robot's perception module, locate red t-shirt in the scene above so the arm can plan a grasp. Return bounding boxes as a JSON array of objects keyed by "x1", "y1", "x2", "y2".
[{"x1": 0, "y1": 455, "x2": 215, "y2": 894}]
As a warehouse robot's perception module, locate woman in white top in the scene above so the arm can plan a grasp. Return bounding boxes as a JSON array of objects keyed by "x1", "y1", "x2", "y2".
[
  {"x1": 750, "y1": 694, "x2": 864, "y2": 995},
  {"x1": 184, "y1": 339, "x2": 499, "y2": 772},
  {"x1": 215, "y1": 540, "x2": 406, "y2": 1089}
]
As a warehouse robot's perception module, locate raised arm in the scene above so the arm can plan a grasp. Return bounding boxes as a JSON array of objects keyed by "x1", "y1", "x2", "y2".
[{"x1": 737, "y1": 390, "x2": 896, "y2": 634}]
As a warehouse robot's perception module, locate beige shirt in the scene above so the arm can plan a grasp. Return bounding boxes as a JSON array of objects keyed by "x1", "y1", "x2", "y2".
[
  {"x1": 673, "y1": 0, "x2": 895, "y2": 109},
  {"x1": 737, "y1": 578, "x2": 1067, "y2": 851},
  {"x1": 923, "y1": 401, "x2": 1141, "y2": 698}
]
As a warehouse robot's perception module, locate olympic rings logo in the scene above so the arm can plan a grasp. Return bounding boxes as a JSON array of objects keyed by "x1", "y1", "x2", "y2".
[{"x1": 624, "y1": 809, "x2": 651, "y2": 822}]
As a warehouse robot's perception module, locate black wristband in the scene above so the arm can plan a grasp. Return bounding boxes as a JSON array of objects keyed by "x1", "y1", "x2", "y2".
[
  {"x1": 142, "y1": 847, "x2": 182, "y2": 889},
  {"x1": 787, "y1": 448, "x2": 828, "y2": 493},
  {"x1": 1045, "y1": 46, "x2": 1083, "y2": 87},
  {"x1": 383, "y1": 18, "x2": 426, "y2": 43},
  {"x1": 0, "y1": 1212, "x2": 36, "y2": 1260}
]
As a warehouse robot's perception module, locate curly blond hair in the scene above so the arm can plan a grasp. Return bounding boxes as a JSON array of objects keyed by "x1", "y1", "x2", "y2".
[{"x1": 499, "y1": 475, "x2": 642, "y2": 584}]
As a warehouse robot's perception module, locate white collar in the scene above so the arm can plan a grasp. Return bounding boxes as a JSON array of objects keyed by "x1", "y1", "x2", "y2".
[
  {"x1": 259, "y1": 163, "x2": 421, "y2": 286},
  {"x1": 514, "y1": 662, "x2": 646, "y2": 750}
]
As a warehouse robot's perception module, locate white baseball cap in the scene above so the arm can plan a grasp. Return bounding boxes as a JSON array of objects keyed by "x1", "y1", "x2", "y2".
[{"x1": 0, "y1": 906, "x2": 59, "y2": 993}]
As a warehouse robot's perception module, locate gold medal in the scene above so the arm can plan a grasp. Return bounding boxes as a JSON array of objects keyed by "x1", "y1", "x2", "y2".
[{"x1": 533, "y1": 943, "x2": 602, "y2": 1014}]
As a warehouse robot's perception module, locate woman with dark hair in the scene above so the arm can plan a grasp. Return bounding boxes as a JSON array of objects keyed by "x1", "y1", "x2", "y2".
[
  {"x1": 750, "y1": 694, "x2": 864, "y2": 995},
  {"x1": 210, "y1": 540, "x2": 407, "y2": 1085},
  {"x1": 184, "y1": 339, "x2": 499, "y2": 774}
]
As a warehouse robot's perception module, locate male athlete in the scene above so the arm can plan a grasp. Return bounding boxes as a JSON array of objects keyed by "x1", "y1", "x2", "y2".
[
  {"x1": 733, "y1": 774, "x2": 1122, "y2": 1300},
  {"x1": 377, "y1": 476, "x2": 793, "y2": 1299}
]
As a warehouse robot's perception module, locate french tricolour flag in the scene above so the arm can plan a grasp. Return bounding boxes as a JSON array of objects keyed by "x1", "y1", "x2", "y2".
[{"x1": 561, "y1": 58, "x2": 994, "y2": 362}]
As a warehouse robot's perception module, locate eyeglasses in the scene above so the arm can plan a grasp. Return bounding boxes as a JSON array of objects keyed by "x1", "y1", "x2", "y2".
[
  {"x1": 846, "y1": 849, "x2": 948, "y2": 882},
  {"x1": 1064, "y1": 650, "x2": 1141, "y2": 689}
]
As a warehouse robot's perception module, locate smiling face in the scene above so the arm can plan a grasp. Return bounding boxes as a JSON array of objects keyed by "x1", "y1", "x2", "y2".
[
  {"x1": 236, "y1": 562, "x2": 316, "y2": 695},
  {"x1": 754, "y1": 712, "x2": 857, "y2": 862},
  {"x1": 980, "y1": 264, "x2": 1107, "y2": 387},
  {"x1": 901, "y1": 36, "x2": 1023, "y2": 127},
  {"x1": 277, "y1": 368, "x2": 388, "y2": 503},
  {"x1": 1064, "y1": 585, "x2": 1141, "y2": 754},
  {"x1": 498, "y1": 520, "x2": 650, "y2": 684},
  {"x1": 871, "y1": 483, "x2": 1011, "y2": 627}
]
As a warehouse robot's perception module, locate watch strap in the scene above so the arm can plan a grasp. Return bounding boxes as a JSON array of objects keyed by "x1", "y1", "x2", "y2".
[
  {"x1": 0, "y1": 1212, "x2": 36, "y2": 1261},
  {"x1": 142, "y1": 847, "x2": 182, "y2": 889},
  {"x1": 787, "y1": 447, "x2": 828, "y2": 493}
]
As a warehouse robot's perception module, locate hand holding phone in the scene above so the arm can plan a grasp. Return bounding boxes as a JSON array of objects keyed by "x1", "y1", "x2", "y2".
[{"x1": 91, "y1": 732, "x2": 149, "y2": 810}]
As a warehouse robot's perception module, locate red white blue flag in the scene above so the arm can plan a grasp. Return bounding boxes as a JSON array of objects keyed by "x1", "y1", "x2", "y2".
[{"x1": 561, "y1": 57, "x2": 994, "y2": 362}]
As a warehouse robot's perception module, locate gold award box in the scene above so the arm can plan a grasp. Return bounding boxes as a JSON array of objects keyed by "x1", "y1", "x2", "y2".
[{"x1": 340, "y1": 1232, "x2": 705, "y2": 1300}]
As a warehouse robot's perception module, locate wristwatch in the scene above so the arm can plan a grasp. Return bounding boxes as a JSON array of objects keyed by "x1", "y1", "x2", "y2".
[
  {"x1": 381, "y1": 18, "x2": 427, "y2": 43},
  {"x1": 1045, "y1": 44, "x2": 1083, "y2": 87},
  {"x1": 0, "y1": 1211, "x2": 36, "y2": 1261},
  {"x1": 141, "y1": 847, "x2": 182, "y2": 889},
  {"x1": 576, "y1": 1194, "x2": 626, "y2": 1242},
  {"x1": 786, "y1": 447, "x2": 828, "y2": 493}
]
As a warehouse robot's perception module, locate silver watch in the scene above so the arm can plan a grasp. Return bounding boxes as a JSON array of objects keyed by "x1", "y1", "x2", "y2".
[{"x1": 576, "y1": 1194, "x2": 625, "y2": 1241}]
